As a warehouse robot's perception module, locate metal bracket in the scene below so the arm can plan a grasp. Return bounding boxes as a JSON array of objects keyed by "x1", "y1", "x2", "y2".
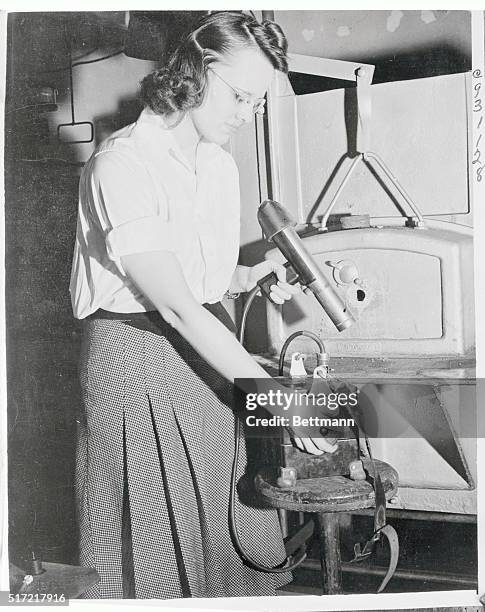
[
  {"x1": 288, "y1": 53, "x2": 375, "y2": 83},
  {"x1": 281, "y1": 53, "x2": 425, "y2": 231},
  {"x1": 319, "y1": 152, "x2": 426, "y2": 230},
  {"x1": 351, "y1": 523, "x2": 399, "y2": 593},
  {"x1": 289, "y1": 352, "x2": 308, "y2": 377}
]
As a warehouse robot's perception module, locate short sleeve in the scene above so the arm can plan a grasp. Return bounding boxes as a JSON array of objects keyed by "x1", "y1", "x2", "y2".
[{"x1": 89, "y1": 149, "x2": 174, "y2": 263}]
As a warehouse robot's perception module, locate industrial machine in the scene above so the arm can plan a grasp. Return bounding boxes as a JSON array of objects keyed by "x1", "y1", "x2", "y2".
[
  {"x1": 254, "y1": 51, "x2": 476, "y2": 513},
  {"x1": 234, "y1": 198, "x2": 400, "y2": 592},
  {"x1": 231, "y1": 50, "x2": 476, "y2": 592}
]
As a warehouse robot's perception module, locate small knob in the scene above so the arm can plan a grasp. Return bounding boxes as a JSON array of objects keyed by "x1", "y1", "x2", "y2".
[
  {"x1": 276, "y1": 467, "x2": 297, "y2": 488},
  {"x1": 330, "y1": 260, "x2": 360, "y2": 286},
  {"x1": 349, "y1": 460, "x2": 366, "y2": 481},
  {"x1": 339, "y1": 265, "x2": 358, "y2": 284},
  {"x1": 31, "y1": 552, "x2": 45, "y2": 575}
]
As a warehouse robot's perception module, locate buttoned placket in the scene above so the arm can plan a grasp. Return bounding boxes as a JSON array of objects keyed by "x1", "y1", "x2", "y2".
[
  {"x1": 194, "y1": 146, "x2": 220, "y2": 303},
  {"x1": 167, "y1": 140, "x2": 220, "y2": 303}
]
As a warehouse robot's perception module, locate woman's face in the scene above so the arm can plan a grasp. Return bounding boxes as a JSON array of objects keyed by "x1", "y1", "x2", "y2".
[{"x1": 190, "y1": 47, "x2": 275, "y2": 145}]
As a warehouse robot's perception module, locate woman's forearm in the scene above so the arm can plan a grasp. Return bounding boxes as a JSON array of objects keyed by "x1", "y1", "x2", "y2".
[
  {"x1": 170, "y1": 302, "x2": 272, "y2": 381},
  {"x1": 228, "y1": 265, "x2": 250, "y2": 294},
  {"x1": 121, "y1": 250, "x2": 333, "y2": 453},
  {"x1": 120, "y1": 252, "x2": 269, "y2": 383}
]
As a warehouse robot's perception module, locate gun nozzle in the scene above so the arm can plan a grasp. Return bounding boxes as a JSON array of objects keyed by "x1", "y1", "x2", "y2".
[{"x1": 336, "y1": 317, "x2": 354, "y2": 332}]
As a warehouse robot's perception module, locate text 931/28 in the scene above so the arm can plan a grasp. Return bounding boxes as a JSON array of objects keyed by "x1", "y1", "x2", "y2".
[{"x1": 472, "y1": 68, "x2": 484, "y2": 182}]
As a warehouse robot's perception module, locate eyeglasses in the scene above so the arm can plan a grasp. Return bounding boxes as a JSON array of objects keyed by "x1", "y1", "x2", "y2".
[{"x1": 208, "y1": 66, "x2": 266, "y2": 116}]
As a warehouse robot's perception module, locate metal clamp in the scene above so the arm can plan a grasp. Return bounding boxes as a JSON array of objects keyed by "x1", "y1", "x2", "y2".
[
  {"x1": 289, "y1": 352, "x2": 308, "y2": 377},
  {"x1": 352, "y1": 522, "x2": 399, "y2": 593},
  {"x1": 346, "y1": 404, "x2": 400, "y2": 593}
]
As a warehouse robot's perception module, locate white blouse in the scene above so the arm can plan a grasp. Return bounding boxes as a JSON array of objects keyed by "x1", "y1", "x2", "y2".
[{"x1": 70, "y1": 108, "x2": 241, "y2": 319}]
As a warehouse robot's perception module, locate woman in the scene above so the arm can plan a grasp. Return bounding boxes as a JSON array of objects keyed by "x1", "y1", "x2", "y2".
[{"x1": 70, "y1": 11, "x2": 331, "y2": 599}]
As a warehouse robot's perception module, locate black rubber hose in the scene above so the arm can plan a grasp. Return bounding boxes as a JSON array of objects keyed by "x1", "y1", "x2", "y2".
[
  {"x1": 278, "y1": 331, "x2": 326, "y2": 376},
  {"x1": 231, "y1": 290, "x2": 310, "y2": 572},
  {"x1": 229, "y1": 417, "x2": 308, "y2": 573},
  {"x1": 238, "y1": 286, "x2": 259, "y2": 344}
]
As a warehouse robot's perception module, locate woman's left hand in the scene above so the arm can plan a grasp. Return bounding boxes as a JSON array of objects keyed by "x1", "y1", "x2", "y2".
[{"x1": 246, "y1": 260, "x2": 300, "y2": 305}]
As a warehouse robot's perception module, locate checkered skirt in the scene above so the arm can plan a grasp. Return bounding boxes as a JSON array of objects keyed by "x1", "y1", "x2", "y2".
[{"x1": 75, "y1": 314, "x2": 290, "y2": 599}]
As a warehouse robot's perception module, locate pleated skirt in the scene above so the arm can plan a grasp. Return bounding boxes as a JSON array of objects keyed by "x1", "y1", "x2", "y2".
[{"x1": 75, "y1": 308, "x2": 291, "y2": 599}]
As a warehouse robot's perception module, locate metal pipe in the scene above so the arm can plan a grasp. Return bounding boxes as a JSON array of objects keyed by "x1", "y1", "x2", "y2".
[
  {"x1": 320, "y1": 155, "x2": 362, "y2": 229},
  {"x1": 317, "y1": 514, "x2": 342, "y2": 594},
  {"x1": 349, "y1": 508, "x2": 477, "y2": 523},
  {"x1": 278, "y1": 330, "x2": 326, "y2": 376},
  {"x1": 288, "y1": 54, "x2": 375, "y2": 83},
  {"x1": 363, "y1": 151, "x2": 426, "y2": 226},
  {"x1": 270, "y1": 227, "x2": 353, "y2": 331},
  {"x1": 301, "y1": 559, "x2": 477, "y2": 588},
  {"x1": 258, "y1": 200, "x2": 355, "y2": 331}
]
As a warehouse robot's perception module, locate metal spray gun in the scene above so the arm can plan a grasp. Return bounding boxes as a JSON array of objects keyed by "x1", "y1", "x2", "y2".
[{"x1": 256, "y1": 199, "x2": 355, "y2": 332}]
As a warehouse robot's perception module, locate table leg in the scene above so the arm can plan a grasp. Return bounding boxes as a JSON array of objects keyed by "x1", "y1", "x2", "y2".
[
  {"x1": 278, "y1": 508, "x2": 289, "y2": 538},
  {"x1": 317, "y1": 513, "x2": 342, "y2": 594}
]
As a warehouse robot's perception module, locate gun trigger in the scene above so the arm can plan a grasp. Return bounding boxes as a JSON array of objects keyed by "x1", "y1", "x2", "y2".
[{"x1": 283, "y1": 263, "x2": 300, "y2": 286}]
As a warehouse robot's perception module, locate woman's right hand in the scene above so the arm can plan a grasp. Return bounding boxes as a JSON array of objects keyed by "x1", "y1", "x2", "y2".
[
  {"x1": 289, "y1": 433, "x2": 338, "y2": 455},
  {"x1": 284, "y1": 377, "x2": 339, "y2": 455}
]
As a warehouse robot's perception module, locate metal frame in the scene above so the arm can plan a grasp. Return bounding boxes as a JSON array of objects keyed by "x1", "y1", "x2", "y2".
[
  {"x1": 262, "y1": 52, "x2": 429, "y2": 229},
  {"x1": 301, "y1": 558, "x2": 477, "y2": 589},
  {"x1": 260, "y1": 53, "x2": 375, "y2": 217}
]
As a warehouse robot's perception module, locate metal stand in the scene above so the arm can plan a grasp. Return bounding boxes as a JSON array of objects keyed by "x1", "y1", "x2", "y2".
[
  {"x1": 317, "y1": 513, "x2": 342, "y2": 594},
  {"x1": 255, "y1": 459, "x2": 399, "y2": 594}
]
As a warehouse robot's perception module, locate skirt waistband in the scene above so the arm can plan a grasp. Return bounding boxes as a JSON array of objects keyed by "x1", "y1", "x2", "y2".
[{"x1": 86, "y1": 302, "x2": 237, "y2": 335}]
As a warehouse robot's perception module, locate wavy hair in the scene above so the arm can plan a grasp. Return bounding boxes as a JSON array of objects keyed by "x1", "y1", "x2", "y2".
[{"x1": 140, "y1": 11, "x2": 288, "y2": 115}]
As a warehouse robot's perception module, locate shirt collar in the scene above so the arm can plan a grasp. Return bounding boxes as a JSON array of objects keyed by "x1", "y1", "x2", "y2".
[{"x1": 137, "y1": 107, "x2": 220, "y2": 169}]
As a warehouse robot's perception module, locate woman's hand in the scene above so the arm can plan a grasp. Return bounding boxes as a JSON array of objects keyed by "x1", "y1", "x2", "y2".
[
  {"x1": 246, "y1": 260, "x2": 300, "y2": 304},
  {"x1": 285, "y1": 377, "x2": 339, "y2": 455},
  {"x1": 291, "y1": 435, "x2": 338, "y2": 455}
]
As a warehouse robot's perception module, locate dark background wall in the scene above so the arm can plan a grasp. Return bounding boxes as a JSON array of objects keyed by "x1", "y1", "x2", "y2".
[
  {"x1": 5, "y1": 10, "x2": 474, "y2": 574},
  {"x1": 5, "y1": 11, "x2": 204, "y2": 569},
  {"x1": 5, "y1": 11, "x2": 151, "y2": 569},
  {"x1": 6, "y1": 161, "x2": 81, "y2": 566}
]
